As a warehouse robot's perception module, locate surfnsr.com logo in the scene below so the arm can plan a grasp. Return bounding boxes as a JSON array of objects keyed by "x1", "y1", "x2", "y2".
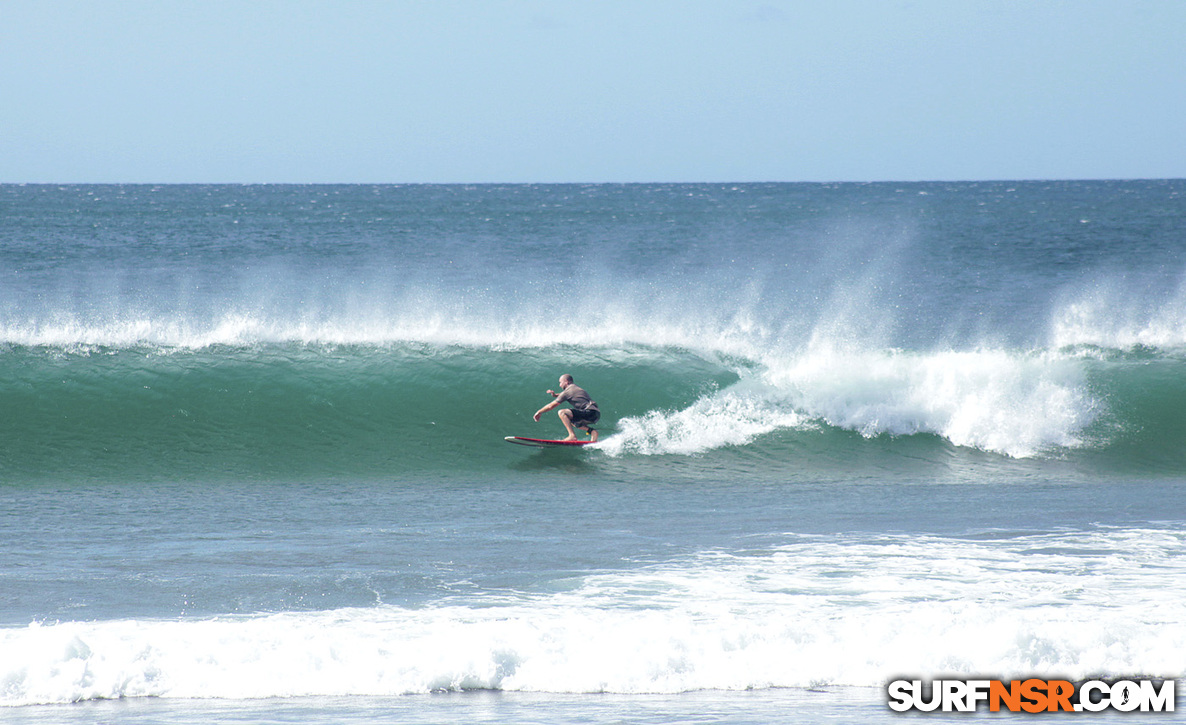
[{"x1": 887, "y1": 678, "x2": 1176, "y2": 713}]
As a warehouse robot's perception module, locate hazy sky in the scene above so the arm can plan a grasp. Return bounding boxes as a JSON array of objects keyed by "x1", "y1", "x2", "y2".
[{"x1": 2, "y1": 0, "x2": 1183, "y2": 183}]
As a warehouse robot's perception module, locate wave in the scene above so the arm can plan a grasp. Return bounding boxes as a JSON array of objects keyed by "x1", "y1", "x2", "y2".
[
  {"x1": 3, "y1": 286, "x2": 1186, "y2": 480},
  {"x1": 0, "y1": 338, "x2": 742, "y2": 482},
  {"x1": 3, "y1": 526, "x2": 1184, "y2": 705}
]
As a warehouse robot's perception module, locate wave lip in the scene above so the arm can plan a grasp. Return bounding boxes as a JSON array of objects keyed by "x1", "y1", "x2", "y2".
[{"x1": 0, "y1": 288, "x2": 776, "y2": 354}]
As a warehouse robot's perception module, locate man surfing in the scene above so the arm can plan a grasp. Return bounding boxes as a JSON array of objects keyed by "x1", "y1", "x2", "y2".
[{"x1": 533, "y1": 374, "x2": 600, "y2": 442}]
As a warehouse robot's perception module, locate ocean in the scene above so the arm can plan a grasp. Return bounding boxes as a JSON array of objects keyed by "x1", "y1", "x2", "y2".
[{"x1": 1, "y1": 182, "x2": 1183, "y2": 723}]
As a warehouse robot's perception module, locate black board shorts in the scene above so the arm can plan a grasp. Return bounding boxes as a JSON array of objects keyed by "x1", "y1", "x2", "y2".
[{"x1": 569, "y1": 407, "x2": 600, "y2": 429}]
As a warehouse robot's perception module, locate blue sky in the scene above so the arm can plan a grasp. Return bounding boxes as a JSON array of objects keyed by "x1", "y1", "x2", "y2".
[{"x1": 2, "y1": 1, "x2": 1183, "y2": 183}]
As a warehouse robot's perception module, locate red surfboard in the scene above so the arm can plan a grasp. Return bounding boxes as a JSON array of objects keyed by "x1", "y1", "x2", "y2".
[{"x1": 504, "y1": 436, "x2": 593, "y2": 448}]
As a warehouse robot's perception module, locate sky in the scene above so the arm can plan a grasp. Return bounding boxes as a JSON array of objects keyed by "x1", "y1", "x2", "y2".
[{"x1": 1, "y1": 0, "x2": 1184, "y2": 183}]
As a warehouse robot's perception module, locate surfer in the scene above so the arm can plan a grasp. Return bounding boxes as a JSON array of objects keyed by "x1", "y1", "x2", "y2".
[{"x1": 533, "y1": 374, "x2": 600, "y2": 442}]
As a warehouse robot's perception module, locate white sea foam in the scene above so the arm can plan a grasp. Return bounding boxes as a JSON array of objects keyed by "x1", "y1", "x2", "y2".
[
  {"x1": 766, "y1": 346, "x2": 1098, "y2": 458},
  {"x1": 3, "y1": 528, "x2": 1183, "y2": 706},
  {"x1": 606, "y1": 345, "x2": 1099, "y2": 459},
  {"x1": 599, "y1": 382, "x2": 811, "y2": 457}
]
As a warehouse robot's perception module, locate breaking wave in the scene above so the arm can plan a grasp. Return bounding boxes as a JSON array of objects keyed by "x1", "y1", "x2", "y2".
[
  {"x1": 1, "y1": 301, "x2": 1184, "y2": 481},
  {"x1": 4, "y1": 526, "x2": 1184, "y2": 705}
]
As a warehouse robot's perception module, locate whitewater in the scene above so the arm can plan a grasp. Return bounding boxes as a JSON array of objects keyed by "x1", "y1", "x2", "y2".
[{"x1": 1, "y1": 182, "x2": 1184, "y2": 723}]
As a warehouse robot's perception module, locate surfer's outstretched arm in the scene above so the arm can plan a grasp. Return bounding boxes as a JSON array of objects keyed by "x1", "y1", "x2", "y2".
[{"x1": 533, "y1": 399, "x2": 560, "y2": 422}]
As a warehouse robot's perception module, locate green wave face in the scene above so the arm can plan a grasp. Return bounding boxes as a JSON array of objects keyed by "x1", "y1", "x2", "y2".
[
  {"x1": 6, "y1": 338, "x2": 1186, "y2": 484},
  {"x1": 0, "y1": 343, "x2": 740, "y2": 482}
]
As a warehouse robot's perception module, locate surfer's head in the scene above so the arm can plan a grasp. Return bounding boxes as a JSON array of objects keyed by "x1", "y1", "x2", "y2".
[{"x1": 559, "y1": 374, "x2": 574, "y2": 388}]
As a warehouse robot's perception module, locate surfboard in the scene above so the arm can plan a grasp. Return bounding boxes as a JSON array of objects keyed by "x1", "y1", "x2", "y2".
[{"x1": 504, "y1": 436, "x2": 593, "y2": 448}]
